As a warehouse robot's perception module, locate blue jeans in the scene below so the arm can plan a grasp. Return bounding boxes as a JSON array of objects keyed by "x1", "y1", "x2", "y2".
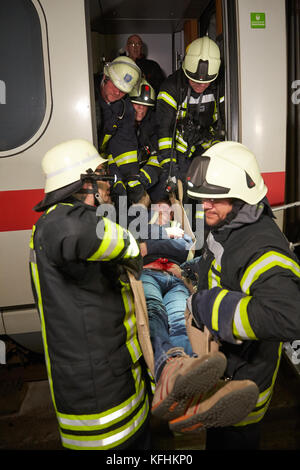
[{"x1": 140, "y1": 269, "x2": 193, "y2": 381}]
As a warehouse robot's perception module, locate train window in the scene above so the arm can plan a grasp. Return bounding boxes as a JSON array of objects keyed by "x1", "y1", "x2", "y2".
[{"x1": 0, "y1": 0, "x2": 52, "y2": 156}]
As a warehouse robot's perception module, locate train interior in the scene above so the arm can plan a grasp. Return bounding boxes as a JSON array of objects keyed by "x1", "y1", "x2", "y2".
[{"x1": 0, "y1": 0, "x2": 300, "y2": 450}]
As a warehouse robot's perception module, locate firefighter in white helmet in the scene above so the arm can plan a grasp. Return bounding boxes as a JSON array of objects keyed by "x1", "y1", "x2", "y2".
[
  {"x1": 179, "y1": 141, "x2": 300, "y2": 449},
  {"x1": 156, "y1": 36, "x2": 225, "y2": 199},
  {"x1": 94, "y1": 56, "x2": 147, "y2": 204},
  {"x1": 30, "y1": 139, "x2": 151, "y2": 450}
]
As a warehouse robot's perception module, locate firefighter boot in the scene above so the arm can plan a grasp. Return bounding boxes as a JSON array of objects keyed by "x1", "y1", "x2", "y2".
[
  {"x1": 169, "y1": 379, "x2": 259, "y2": 433},
  {"x1": 151, "y1": 349, "x2": 227, "y2": 421}
]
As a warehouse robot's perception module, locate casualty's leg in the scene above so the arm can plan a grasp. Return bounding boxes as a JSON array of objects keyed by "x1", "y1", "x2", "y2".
[
  {"x1": 163, "y1": 276, "x2": 192, "y2": 355},
  {"x1": 140, "y1": 270, "x2": 175, "y2": 377}
]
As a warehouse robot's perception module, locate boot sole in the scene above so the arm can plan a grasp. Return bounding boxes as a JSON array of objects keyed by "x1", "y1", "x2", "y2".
[
  {"x1": 151, "y1": 353, "x2": 226, "y2": 421},
  {"x1": 169, "y1": 382, "x2": 259, "y2": 433}
]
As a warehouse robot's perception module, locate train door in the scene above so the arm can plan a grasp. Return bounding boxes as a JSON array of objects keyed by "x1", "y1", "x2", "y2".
[{"x1": 0, "y1": 0, "x2": 96, "y2": 353}]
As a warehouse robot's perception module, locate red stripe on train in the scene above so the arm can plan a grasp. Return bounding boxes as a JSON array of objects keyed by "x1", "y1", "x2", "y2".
[
  {"x1": 0, "y1": 172, "x2": 285, "y2": 232},
  {"x1": 0, "y1": 189, "x2": 44, "y2": 232},
  {"x1": 262, "y1": 171, "x2": 285, "y2": 206}
]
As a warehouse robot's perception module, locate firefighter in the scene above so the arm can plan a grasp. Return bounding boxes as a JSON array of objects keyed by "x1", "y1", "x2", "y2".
[
  {"x1": 138, "y1": 198, "x2": 259, "y2": 427},
  {"x1": 94, "y1": 56, "x2": 146, "y2": 204},
  {"x1": 175, "y1": 141, "x2": 300, "y2": 449},
  {"x1": 29, "y1": 139, "x2": 151, "y2": 450},
  {"x1": 129, "y1": 78, "x2": 161, "y2": 194},
  {"x1": 156, "y1": 36, "x2": 225, "y2": 194}
]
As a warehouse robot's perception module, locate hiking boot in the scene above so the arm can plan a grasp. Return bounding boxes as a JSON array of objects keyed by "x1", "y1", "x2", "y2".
[
  {"x1": 169, "y1": 379, "x2": 259, "y2": 433},
  {"x1": 151, "y1": 350, "x2": 227, "y2": 421}
]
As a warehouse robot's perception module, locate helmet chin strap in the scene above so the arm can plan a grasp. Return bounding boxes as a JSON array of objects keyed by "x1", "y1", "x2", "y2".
[
  {"x1": 78, "y1": 180, "x2": 103, "y2": 205},
  {"x1": 94, "y1": 191, "x2": 105, "y2": 205}
]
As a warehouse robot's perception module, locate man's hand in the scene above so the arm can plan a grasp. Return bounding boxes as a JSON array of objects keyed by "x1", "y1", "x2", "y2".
[{"x1": 139, "y1": 242, "x2": 147, "y2": 257}]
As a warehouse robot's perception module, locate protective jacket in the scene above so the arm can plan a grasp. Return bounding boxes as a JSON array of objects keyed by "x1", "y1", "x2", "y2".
[
  {"x1": 156, "y1": 69, "x2": 224, "y2": 175},
  {"x1": 29, "y1": 198, "x2": 149, "y2": 450},
  {"x1": 94, "y1": 74, "x2": 144, "y2": 201},
  {"x1": 135, "y1": 109, "x2": 161, "y2": 191},
  {"x1": 190, "y1": 200, "x2": 300, "y2": 426}
]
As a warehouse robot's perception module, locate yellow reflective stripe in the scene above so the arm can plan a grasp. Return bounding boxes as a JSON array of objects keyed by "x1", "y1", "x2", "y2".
[
  {"x1": 211, "y1": 289, "x2": 228, "y2": 331},
  {"x1": 29, "y1": 225, "x2": 36, "y2": 249},
  {"x1": 123, "y1": 231, "x2": 140, "y2": 258},
  {"x1": 44, "y1": 203, "x2": 74, "y2": 216},
  {"x1": 176, "y1": 131, "x2": 187, "y2": 145},
  {"x1": 158, "y1": 137, "x2": 172, "y2": 150},
  {"x1": 57, "y1": 367, "x2": 145, "y2": 431},
  {"x1": 208, "y1": 260, "x2": 221, "y2": 288},
  {"x1": 114, "y1": 151, "x2": 138, "y2": 166},
  {"x1": 140, "y1": 167, "x2": 151, "y2": 183},
  {"x1": 121, "y1": 282, "x2": 142, "y2": 363},
  {"x1": 157, "y1": 90, "x2": 177, "y2": 110},
  {"x1": 201, "y1": 140, "x2": 213, "y2": 149},
  {"x1": 100, "y1": 134, "x2": 111, "y2": 152},
  {"x1": 60, "y1": 396, "x2": 149, "y2": 450},
  {"x1": 113, "y1": 180, "x2": 126, "y2": 190},
  {"x1": 241, "y1": 251, "x2": 300, "y2": 295},
  {"x1": 45, "y1": 204, "x2": 57, "y2": 214},
  {"x1": 29, "y1": 234, "x2": 58, "y2": 412},
  {"x1": 88, "y1": 218, "x2": 125, "y2": 261},
  {"x1": 235, "y1": 404, "x2": 269, "y2": 427},
  {"x1": 176, "y1": 142, "x2": 187, "y2": 153},
  {"x1": 107, "y1": 154, "x2": 114, "y2": 165},
  {"x1": 127, "y1": 179, "x2": 140, "y2": 188},
  {"x1": 235, "y1": 343, "x2": 282, "y2": 427},
  {"x1": 233, "y1": 296, "x2": 257, "y2": 340},
  {"x1": 189, "y1": 145, "x2": 196, "y2": 157},
  {"x1": 213, "y1": 100, "x2": 217, "y2": 122},
  {"x1": 148, "y1": 155, "x2": 160, "y2": 166},
  {"x1": 160, "y1": 157, "x2": 176, "y2": 166}
]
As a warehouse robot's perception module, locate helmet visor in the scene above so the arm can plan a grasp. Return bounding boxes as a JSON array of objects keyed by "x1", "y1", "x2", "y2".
[
  {"x1": 186, "y1": 156, "x2": 230, "y2": 198},
  {"x1": 185, "y1": 59, "x2": 218, "y2": 83}
]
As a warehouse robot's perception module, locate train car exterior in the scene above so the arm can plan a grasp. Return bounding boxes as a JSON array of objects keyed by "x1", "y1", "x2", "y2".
[{"x1": 0, "y1": 0, "x2": 298, "y2": 376}]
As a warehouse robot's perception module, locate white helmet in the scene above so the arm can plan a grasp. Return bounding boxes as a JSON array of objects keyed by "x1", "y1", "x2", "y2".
[
  {"x1": 104, "y1": 56, "x2": 141, "y2": 93},
  {"x1": 186, "y1": 141, "x2": 268, "y2": 205},
  {"x1": 129, "y1": 78, "x2": 156, "y2": 106},
  {"x1": 182, "y1": 37, "x2": 221, "y2": 83},
  {"x1": 42, "y1": 139, "x2": 106, "y2": 193}
]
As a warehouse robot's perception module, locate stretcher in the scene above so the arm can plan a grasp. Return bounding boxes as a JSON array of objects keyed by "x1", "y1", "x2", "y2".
[{"x1": 128, "y1": 181, "x2": 218, "y2": 377}]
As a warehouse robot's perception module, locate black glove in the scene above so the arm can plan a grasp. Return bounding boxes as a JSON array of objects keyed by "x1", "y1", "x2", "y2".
[
  {"x1": 127, "y1": 182, "x2": 146, "y2": 204},
  {"x1": 119, "y1": 253, "x2": 143, "y2": 280},
  {"x1": 112, "y1": 180, "x2": 127, "y2": 197}
]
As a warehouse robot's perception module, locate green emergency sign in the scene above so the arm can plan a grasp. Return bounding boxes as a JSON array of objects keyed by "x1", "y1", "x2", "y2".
[{"x1": 250, "y1": 12, "x2": 266, "y2": 29}]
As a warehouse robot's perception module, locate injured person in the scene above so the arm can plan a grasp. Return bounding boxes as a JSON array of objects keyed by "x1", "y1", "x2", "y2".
[{"x1": 139, "y1": 198, "x2": 259, "y2": 431}]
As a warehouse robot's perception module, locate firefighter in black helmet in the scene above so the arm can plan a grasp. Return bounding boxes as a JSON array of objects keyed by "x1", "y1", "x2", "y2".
[{"x1": 128, "y1": 79, "x2": 161, "y2": 196}]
